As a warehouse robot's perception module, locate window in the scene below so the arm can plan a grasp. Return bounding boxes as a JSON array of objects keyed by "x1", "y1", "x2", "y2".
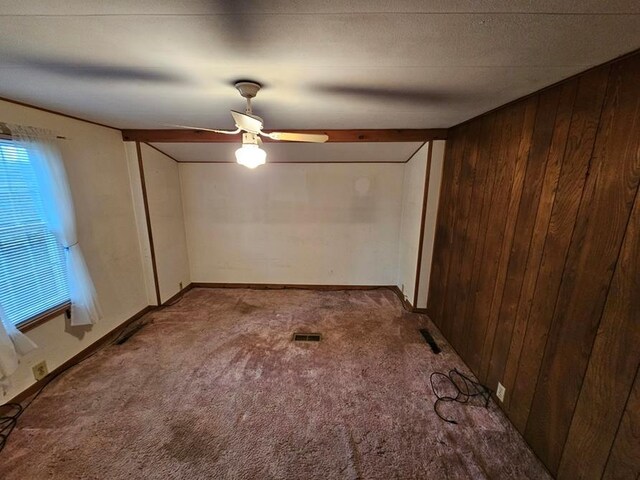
[{"x1": 0, "y1": 140, "x2": 69, "y2": 326}]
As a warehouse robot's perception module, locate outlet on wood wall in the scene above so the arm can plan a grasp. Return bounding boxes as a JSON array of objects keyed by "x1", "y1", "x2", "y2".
[{"x1": 427, "y1": 51, "x2": 640, "y2": 479}]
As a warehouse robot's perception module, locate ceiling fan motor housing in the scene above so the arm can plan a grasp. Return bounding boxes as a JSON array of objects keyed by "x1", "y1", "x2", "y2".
[
  {"x1": 172, "y1": 80, "x2": 328, "y2": 144},
  {"x1": 235, "y1": 81, "x2": 262, "y2": 99}
]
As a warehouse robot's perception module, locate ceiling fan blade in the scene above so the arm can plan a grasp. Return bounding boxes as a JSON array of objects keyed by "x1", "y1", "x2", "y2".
[
  {"x1": 231, "y1": 110, "x2": 263, "y2": 134},
  {"x1": 311, "y1": 84, "x2": 466, "y2": 106},
  {"x1": 8, "y1": 54, "x2": 185, "y2": 84},
  {"x1": 166, "y1": 124, "x2": 240, "y2": 134},
  {"x1": 264, "y1": 131, "x2": 329, "y2": 143}
]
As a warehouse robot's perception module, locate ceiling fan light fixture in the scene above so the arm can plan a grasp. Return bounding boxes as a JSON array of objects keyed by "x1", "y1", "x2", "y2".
[
  {"x1": 235, "y1": 144, "x2": 266, "y2": 169},
  {"x1": 173, "y1": 79, "x2": 330, "y2": 147}
]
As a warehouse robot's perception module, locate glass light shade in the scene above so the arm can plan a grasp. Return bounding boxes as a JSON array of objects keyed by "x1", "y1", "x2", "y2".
[{"x1": 235, "y1": 144, "x2": 266, "y2": 169}]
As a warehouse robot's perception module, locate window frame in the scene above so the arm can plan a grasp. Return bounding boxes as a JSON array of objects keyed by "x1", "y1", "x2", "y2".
[
  {"x1": 17, "y1": 301, "x2": 71, "y2": 332},
  {"x1": 0, "y1": 137, "x2": 71, "y2": 331}
]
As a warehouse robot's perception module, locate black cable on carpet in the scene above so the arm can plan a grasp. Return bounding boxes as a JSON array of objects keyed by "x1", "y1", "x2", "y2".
[
  {"x1": 0, "y1": 321, "x2": 146, "y2": 454},
  {"x1": 430, "y1": 368, "x2": 492, "y2": 424},
  {"x1": 0, "y1": 403, "x2": 21, "y2": 453}
]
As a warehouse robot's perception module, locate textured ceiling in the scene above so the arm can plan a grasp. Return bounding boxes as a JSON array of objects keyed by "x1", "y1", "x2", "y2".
[
  {"x1": 151, "y1": 142, "x2": 424, "y2": 163},
  {"x1": 0, "y1": 1, "x2": 638, "y2": 132}
]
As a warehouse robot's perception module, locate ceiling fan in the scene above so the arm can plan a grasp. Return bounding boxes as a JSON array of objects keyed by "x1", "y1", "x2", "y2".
[{"x1": 174, "y1": 81, "x2": 329, "y2": 168}]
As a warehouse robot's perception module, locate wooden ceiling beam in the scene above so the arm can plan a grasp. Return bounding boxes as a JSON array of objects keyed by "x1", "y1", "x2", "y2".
[{"x1": 121, "y1": 129, "x2": 448, "y2": 143}]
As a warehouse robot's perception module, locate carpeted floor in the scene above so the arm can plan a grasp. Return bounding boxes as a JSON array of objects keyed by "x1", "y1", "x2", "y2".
[{"x1": 0, "y1": 288, "x2": 550, "y2": 479}]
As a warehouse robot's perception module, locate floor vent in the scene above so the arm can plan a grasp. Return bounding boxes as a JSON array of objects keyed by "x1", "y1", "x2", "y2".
[
  {"x1": 292, "y1": 333, "x2": 322, "y2": 342},
  {"x1": 115, "y1": 322, "x2": 146, "y2": 345},
  {"x1": 419, "y1": 328, "x2": 441, "y2": 354}
]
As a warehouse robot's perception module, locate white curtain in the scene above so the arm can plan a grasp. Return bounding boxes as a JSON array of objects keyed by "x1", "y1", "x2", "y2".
[
  {"x1": 12, "y1": 125, "x2": 102, "y2": 326},
  {"x1": 0, "y1": 303, "x2": 37, "y2": 387}
]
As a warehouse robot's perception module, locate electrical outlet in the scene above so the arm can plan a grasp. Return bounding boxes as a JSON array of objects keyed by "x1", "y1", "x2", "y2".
[
  {"x1": 496, "y1": 382, "x2": 506, "y2": 402},
  {"x1": 32, "y1": 361, "x2": 48, "y2": 381}
]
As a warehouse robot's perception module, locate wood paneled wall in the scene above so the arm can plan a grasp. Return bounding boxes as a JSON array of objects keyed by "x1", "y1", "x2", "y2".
[{"x1": 428, "y1": 51, "x2": 640, "y2": 478}]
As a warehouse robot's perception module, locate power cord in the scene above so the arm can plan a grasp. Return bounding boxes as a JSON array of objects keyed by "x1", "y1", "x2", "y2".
[
  {"x1": 0, "y1": 325, "x2": 129, "y2": 453},
  {"x1": 0, "y1": 403, "x2": 21, "y2": 452},
  {"x1": 0, "y1": 293, "x2": 187, "y2": 454},
  {"x1": 430, "y1": 368, "x2": 492, "y2": 424}
]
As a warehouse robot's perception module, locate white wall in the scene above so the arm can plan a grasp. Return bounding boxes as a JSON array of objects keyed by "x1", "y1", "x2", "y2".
[
  {"x1": 0, "y1": 108, "x2": 443, "y2": 400},
  {"x1": 139, "y1": 143, "x2": 190, "y2": 302},
  {"x1": 396, "y1": 143, "x2": 430, "y2": 305},
  {"x1": 180, "y1": 162, "x2": 404, "y2": 285},
  {"x1": 416, "y1": 140, "x2": 445, "y2": 308},
  {"x1": 0, "y1": 100, "x2": 148, "y2": 401}
]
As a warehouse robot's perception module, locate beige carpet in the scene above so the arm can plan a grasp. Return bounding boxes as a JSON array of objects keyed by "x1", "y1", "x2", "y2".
[{"x1": 0, "y1": 288, "x2": 550, "y2": 479}]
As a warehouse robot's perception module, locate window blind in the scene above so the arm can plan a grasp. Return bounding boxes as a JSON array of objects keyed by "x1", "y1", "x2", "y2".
[{"x1": 0, "y1": 140, "x2": 69, "y2": 326}]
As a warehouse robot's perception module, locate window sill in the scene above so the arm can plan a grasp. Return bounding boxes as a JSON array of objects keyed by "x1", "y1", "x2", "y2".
[{"x1": 17, "y1": 302, "x2": 71, "y2": 333}]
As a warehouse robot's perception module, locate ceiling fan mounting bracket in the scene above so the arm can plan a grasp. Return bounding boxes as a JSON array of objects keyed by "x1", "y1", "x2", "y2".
[
  {"x1": 235, "y1": 81, "x2": 262, "y2": 99},
  {"x1": 241, "y1": 132, "x2": 260, "y2": 145}
]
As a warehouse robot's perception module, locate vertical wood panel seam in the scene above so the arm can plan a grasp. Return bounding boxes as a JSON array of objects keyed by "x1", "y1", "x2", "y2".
[
  {"x1": 435, "y1": 129, "x2": 467, "y2": 330},
  {"x1": 461, "y1": 113, "x2": 501, "y2": 365},
  {"x1": 523, "y1": 67, "x2": 612, "y2": 439},
  {"x1": 487, "y1": 95, "x2": 544, "y2": 386},
  {"x1": 601, "y1": 361, "x2": 640, "y2": 475},
  {"x1": 473, "y1": 108, "x2": 517, "y2": 372},
  {"x1": 562, "y1": 171, "x2": 640, "y2": 473},
  {"x1": 499, "y1": 86, "x2": 575, "y2": 399},
  {"x1": 466, "y1": 115, "x2": 504, "y2": 347},
  {"x1": 509, "y1": 70, "x2": 609, "y2": 428},
  {"x1": 448, "y1": 121, "x2": 487, "y2": 350},
  {"x1": 483, "y1": 97, "x2": 541, "y2": 386},
  {"x1": 478, "y1": 103, "x2": 530, "y2": 379}
]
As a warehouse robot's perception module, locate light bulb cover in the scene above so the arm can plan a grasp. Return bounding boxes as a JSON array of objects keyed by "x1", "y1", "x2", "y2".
[{"x1": 235, "y1": 144, "x2": 266, "y2": 169}]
